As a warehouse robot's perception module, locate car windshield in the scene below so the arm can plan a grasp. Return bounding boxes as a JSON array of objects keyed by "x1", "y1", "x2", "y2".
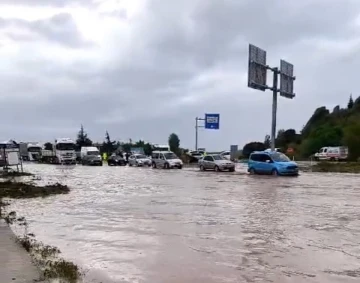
[
  {"x1": 270, "y1": 152, "x2": 290, "y2": 162},
  {"x1": 213, "y1": 155, "x2": 224, "y2": 160},
  {"x1": 56, "y1": 143, "x2": 75, "y2": 150},
  {"x1": 136, "y1": 155, "x2": 146, "y2": 159},
  {"x1": 164, "y1": 152, "x2": 177, "y2": 159},
  {"x1": 87, "y1": 151, "x2": 99, "y2": 156},
  {"x1": 28, "y1": 147, "x2": 42, "y2": 152}
]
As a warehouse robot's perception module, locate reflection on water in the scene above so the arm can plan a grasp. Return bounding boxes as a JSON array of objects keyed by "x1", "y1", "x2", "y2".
[{"x1": 7, "y1": 164, "x2": 360, "y2": 283}]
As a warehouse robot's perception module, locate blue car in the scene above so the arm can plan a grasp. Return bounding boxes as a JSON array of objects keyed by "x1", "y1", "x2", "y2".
[{"x1": 248, "y1": 151, "x2": 299, "y2": 176}]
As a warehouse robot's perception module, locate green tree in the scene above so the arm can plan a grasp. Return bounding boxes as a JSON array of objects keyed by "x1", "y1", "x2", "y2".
[
  {"x1": 44, "y1": 142, "x2": 53, "y2": 151},
  {"x1": 343, "y1": 123, "x2": 360, "y2": 161},
  {"x1": 131, "y1": 140, "x2": 152, "y2": 155},
  {"x1": 168, "y1": 133, "x2": 180, "y2": 154},
  {"x1": 348, "y1": 94, "x2": 354, "y2": 109},
  {"x1": 102, "y1": 131, "x2": 116, "y2": 155},
  {"x1": 242, "y1": 142, "x2": 265, "y2": 158},
  {"x1": 143, "y1": 143, "x2": 153, "y2": 156},
  {"x1": 276, "y1": 129, "x2": 299, "y2": 149},
  {"x1": 264, "y1": 135, "x2": 271, "y2": 149},
  {"x1": 301, "y1": 106, "x2": 330, "y2": 138},
  {"x1": 76, "y1": 125, "x2": 93, "y2": 149},
  {"x1": 300, "y1": 125, "x2": 343, "y2": 157}
]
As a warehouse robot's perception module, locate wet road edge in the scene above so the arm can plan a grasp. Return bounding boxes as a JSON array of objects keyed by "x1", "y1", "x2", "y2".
[{"x1": 0, "y1": 219, "x2": 47, "y2": 283}]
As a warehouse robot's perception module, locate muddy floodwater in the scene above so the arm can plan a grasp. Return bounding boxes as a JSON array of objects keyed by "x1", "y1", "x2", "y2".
[{"x1": 7, "y1": 163, "x2": 360, "y2": 283}]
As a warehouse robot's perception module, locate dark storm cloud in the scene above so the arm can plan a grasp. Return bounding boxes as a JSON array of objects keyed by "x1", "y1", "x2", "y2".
[
  {"x1": 1, "y1": 0, "x2": 360, "y2": 148},
  {"x1": 0, "y1": 13, "x2": 91, "y2": 47},
  {"x1": 140, "y1": 0, "x2": 360, "y2": 66}
]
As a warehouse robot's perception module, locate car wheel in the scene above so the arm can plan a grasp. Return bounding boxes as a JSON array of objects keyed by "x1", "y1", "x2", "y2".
[
  {"x1": 214, "y1": 165, "x2": 220, "y2": 172},
  {"x1": 200, "y1": 165, "x2": 205, "y2": 171},
  {"x1": 129, "y1": 163, "x2": 133, "y2": 166},
  {"x1": 178, "y1": 165, "x2": 182, "y2": 169},
  {"x1": 229, "y1": 167, "x2": 235, "y2": 172},
  {"x1": 271, "y1": 169, "x2": 278, "y2": 176},
  {"x1": 249, "y1": 168, "x2": 256, "y2": 175}
]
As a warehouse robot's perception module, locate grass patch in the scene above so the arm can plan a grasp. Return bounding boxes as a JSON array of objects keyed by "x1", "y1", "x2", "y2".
[
  {"x1": 0, "y1": 180, "x2": 70, "y2": 199},
  {"x1": 311, "y1": 162, "x2": 360, "y2": 173}
]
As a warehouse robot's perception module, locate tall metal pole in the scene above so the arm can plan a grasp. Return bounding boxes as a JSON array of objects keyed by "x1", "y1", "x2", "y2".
[
  {"x1": 271, "y1": 68, "x2": 278, "y2": 151},
  {"x1": 195, "y1": 117, "x2": 198, "y2": 151}
]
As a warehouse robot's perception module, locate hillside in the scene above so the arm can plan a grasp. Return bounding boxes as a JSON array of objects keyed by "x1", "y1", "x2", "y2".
[
  {"x1": 278, "y1": 95, "x2": 360, "y2": 160},
  {"x1": 243, "y1": 95, "x2": 360, "y2": 161}
]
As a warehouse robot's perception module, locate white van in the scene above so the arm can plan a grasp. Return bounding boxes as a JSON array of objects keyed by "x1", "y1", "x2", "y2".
[
  {"x1": 314, "y1": 146, "x2": 348, "y2": 161},
  {"x1": 80, "y1": 146, "x2": 102, "y2": 166}
]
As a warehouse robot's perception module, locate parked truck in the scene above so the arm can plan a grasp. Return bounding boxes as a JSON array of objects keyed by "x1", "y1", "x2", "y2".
[
  {"x1": 19, "y1": 142, "x2": 42, "y2": 161},
  {"x1": 40, "y1": 138, "x2": 77, "y2": 164}
]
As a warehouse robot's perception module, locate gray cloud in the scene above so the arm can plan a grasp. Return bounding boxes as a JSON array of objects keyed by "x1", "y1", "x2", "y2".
[
  {"x1": 0, "y1": 13, "x2": 91, "y2": 47},
  {"x1": 1, "y1": 0, "x2": 360, "y2": 150}
]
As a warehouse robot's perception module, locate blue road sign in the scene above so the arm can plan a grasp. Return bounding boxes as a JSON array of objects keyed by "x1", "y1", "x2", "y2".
[{"x1": 205, "y1": 113, "x2": 220, "y2": 129}]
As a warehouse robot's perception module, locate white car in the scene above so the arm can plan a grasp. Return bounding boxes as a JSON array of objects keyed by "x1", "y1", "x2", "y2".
[
  {"x1": 220, "y1": 151, "x2": 231, "y2": 160},
  {"x1": 151, "y1": 151, "x2": 183, "y2": 169},
  {"x1": 128, "y1": 154, "x2": 151, "y2": 167}
]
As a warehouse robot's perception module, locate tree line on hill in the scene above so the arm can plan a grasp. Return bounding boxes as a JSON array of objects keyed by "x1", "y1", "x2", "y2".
[
  {"x1": 242, "y1": 95, "x2": 360, "y2": 161},
  {"x1": 43, "y1": 125, "x2": 182, "y2": 156}
]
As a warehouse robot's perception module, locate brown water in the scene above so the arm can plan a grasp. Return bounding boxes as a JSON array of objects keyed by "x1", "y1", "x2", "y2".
[{"x1": 7, "y1": 163, "x2": 360, "y2": 283}]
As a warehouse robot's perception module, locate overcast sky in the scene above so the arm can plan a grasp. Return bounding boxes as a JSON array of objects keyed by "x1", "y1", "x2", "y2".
[{"x1": 0, "y1": 0, "x2": 359, "y2": 150}]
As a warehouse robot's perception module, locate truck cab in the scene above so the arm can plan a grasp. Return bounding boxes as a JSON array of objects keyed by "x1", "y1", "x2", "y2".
[
  {"x1": 27, "y1": 143, "x2": 42, "y2": 161},
  {"x1": 54, "y1": 138, "x2": 76, "y2": 164}
]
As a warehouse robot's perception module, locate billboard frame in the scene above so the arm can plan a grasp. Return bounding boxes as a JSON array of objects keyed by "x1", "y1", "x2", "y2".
[{"x1": 247, "y1": 44, "x2": 296, "y2": 151}]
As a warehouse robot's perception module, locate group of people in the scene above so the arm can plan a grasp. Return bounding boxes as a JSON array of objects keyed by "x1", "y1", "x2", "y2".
[{"x1": 102, "y1": 151, "x2": 132, "y2": 162}]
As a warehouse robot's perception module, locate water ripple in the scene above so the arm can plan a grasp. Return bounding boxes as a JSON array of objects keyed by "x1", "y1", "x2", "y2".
[{"x1": 6, "y1": 163, "x2": 360, "y2": 283}]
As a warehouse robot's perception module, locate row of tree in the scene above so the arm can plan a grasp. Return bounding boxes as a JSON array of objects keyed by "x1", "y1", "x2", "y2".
[
  {"x1": 242, "y1": 94, "x2": 360, "y2": 161},
  {"x1": 43, "y1": 125, "x2": 182, "y2": 156}
]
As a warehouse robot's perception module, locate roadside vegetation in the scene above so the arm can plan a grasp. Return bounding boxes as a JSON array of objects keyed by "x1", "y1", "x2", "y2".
[
  {"x1": 241, "y1": 95, "x2": 360, "y2": 171},
  {"x1": 0, "y1": 175, "x2": 81, "y2": 283},
  {"x1": 311, "y1": 161, "x2": 360, "y2": 173}
]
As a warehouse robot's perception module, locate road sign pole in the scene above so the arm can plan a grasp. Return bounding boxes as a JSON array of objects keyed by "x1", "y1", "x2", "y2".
[
  {"x1": 247, "y1": 43, "x2": 295, "y2": 152},
  {"x1": 271, "y1": 68, "x2": 278, "y2": 151},
  {"x1": 195, "y1": 117, "x2": 198, "y2": 151}
]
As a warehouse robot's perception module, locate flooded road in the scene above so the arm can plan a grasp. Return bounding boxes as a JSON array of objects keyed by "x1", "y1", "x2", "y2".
[{"x1": 7, "y1": 163, "x2": 360, "y2": 283}]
